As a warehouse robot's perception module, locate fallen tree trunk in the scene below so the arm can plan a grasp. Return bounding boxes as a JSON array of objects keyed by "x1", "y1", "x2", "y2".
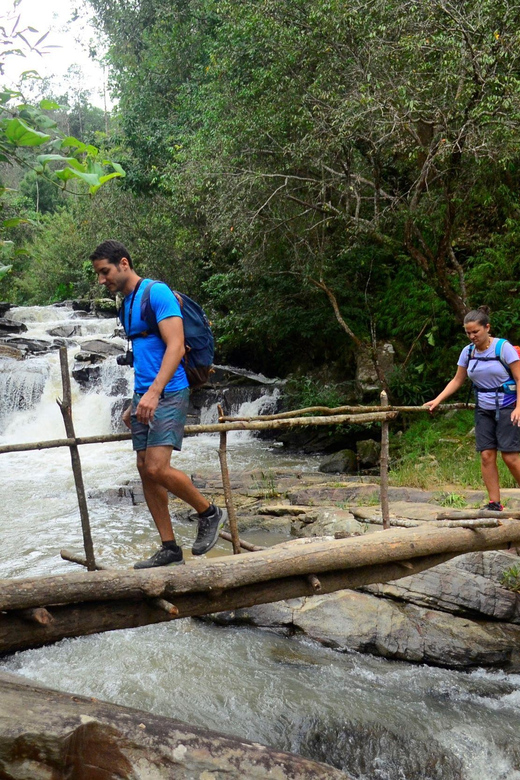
[
  {"x1": 0, "y1": 673, "x2": 349, "y2": 779},
  {"x1": 437, "y1": 510, "x2": 520, "y2": 520},
  {"x1": 0, "y1": 552, "x2": 456, "y2": 654},
  {"x1": 1, "y1": 522, "x2": 520, "y2": 614}
]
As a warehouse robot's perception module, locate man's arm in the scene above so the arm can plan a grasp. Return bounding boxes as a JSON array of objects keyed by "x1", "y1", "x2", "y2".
[{"x1": 135, "y1": 316, "x2": 185, "y2": 424}]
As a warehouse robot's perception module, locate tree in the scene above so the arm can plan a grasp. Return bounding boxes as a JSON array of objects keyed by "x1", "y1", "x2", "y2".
[{"x1": 0, "y1": 6, "x2": 125, "y2": 272}]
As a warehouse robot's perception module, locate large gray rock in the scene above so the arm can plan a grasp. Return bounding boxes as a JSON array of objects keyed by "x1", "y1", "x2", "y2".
[
  {"x1": 0, "y1": 317, "x2": 26, "y2": 334},
  {"x1": 291, "y1": 591, "x2": 520, "y2": 668},
  {"x1": 0, "y1": 673, "x2": 349, "y2": 779},
  {"x1": 366, "y1": 551, "x2": 520, "y2": 623},
  {"x1": 356, "y1": 439, "x2": 380, "y2": 467},
  {"x1": 355, "y1": 343, "x2": 394, "y2": 392},
  {"x1": 319, "y1": 450, "x2": 357, "y2": 474},
  {"x1": 292, "y1": 508, "x2": 371, "y2": 539},
  {"x1": 208, "y1": 590, "x2": 520, "y2": 668},
  {"x1": 79, "y1": 339, "x2": 124, "y2": 356}
]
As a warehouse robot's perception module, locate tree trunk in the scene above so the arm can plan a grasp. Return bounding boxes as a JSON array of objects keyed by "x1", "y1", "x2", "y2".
[
  {"x1": 2, "y1": 523, "x2": 520, "y2": 614},
  {"x1": 0, "y1": 673, "x2": 350, "y2": 779},
  {"x1": 1, "y1": 552, "x2": 457, "y2": 654}
]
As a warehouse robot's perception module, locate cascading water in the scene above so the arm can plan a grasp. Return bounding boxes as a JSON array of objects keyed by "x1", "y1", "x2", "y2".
[{"x1": 1, "y1": 305, "x2": 520, "y2": 780}]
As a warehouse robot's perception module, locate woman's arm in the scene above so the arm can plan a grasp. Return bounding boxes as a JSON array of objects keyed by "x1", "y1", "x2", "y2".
[
  {"x1": 509, "y1": 360, "x2": 520, "y2": 425},
  {"x1": 423, "y1": 365, "x2": 468, "y2": 413}
]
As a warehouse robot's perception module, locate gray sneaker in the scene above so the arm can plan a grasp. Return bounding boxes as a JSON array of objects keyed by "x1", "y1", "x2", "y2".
[
  {"x1": 134, "y1": 545, "x2": 184, "y2": 569},
  {"x1": 192, "y1": 506, "x2": 226, "y2": 556}
]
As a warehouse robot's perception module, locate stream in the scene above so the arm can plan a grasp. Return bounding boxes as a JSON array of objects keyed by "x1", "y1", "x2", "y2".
[{"x1": 1, "y1": 304, "x2": 520, "y2": 780}]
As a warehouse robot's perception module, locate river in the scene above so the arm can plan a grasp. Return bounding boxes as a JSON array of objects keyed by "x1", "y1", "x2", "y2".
[{"x1": 1, "y1": 304, "x2": 520, "y2": 780}]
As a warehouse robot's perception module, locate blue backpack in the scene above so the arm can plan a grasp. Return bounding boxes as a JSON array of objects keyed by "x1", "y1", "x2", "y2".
[{"x1": 120, "y1": 281, "x2": 214, "y2": 389}]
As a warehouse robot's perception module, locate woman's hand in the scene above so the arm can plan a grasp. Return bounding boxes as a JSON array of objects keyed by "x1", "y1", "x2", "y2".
[
  {"x1": 511, "y1": 406, "x2": 520, "y2": 426},
  {"x1": 423, "y1": 399, "x2": 439, "y2": 414}
]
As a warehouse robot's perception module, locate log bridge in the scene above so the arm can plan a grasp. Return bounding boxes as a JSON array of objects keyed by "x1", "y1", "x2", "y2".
[
  {"x1": 0, "y1": 347, "x2": 499, "y2": 656},
  {"x1": 2, "y1": 519, "x2": 520, "y2": 656}
]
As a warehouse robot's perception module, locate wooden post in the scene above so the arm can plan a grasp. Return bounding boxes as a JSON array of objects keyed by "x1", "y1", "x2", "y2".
[
  {"x1": 380, "y1": 390, "x2": 390, "y2": 530},
  {"x1": 217, "y1": 404, "x2": 241, "y2": 554},
  {"x1": 57, "y1": 347, "x2": 96, "y2": 571}
]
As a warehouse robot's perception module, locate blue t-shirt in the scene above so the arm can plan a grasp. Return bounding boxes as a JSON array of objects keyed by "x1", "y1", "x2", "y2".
[
  {"x1": 458, "y1": 339, "x2": 519, "y2": 410},
  {"x1": 122, "y1": 279, "x2": 189, "y2": 393}
]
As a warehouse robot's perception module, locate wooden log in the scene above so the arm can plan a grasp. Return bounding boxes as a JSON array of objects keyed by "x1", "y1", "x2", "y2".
[
  {"x1": 0, "y1": 552, "x2": 458, "y2": 655},
  {"x1": 437, "y1": 510, "x2": 520, "y2": 520},
  {"x1": 306, "y1": 574, "x2": 322, "y2": 592},
  {"x1": 3, "y1": 521, "x2": 520, "y2": 613},
  {"x1": 436, "y1": 519, "x2": 502, "y2": 529},
  {"x1": 218, "y1": 402, "x2": 472, "y2": 422},
  {"x1": 57, "y1": 348, "x2": 96, "y2": 572},
  {"x1": 16, "y1": 608, "x2": 54, "y2": 625},
  {"x1": 219, "y1": 531, "x2": 265, "y2": 552},
  {"x1": 0, "y1": 674, "x2": 350, "y2": 779},
  {"x1": 380, "y1": 390, "x2": 390, "y2": 530},
  {"x1": 0, "y1": 412, "x2": 399, "y2": 456},
  {"x1": 60, "y1": 550, "x2": 179, "y2": 616},
  {"x1": 217, "y1": 404, "x2": 241, "y2": 554}
]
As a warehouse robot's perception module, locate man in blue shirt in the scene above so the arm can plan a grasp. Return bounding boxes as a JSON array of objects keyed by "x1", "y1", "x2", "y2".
[{"x1": 90, "y1": 239, "x2": 226, "y2": 568}]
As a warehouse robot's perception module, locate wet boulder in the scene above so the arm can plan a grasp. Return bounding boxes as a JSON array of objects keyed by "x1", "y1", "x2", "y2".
[
  {"x1": 0, "y1": 302, "x2": 12, "y2": 317},
  {"x1": 319, "y1": 449, "x2": 358, "y2": 474},
  {"x1": 79, "y1": 339, "x2": 124, "y2": 357},
  {"x1": 357, "y1": 438, "x2": 380, "y2": 467},
  {"x1": 47, "y1": 324, "x2": 82, "y2": 338},
  {"x1": 72, "y1": 298, "x2": 91, "y2": 312},
  {"x1": 0, "y1": 318, "x2": 27, "y2": 335},
  {"x1": 0, "y1": 341, "x2": 24, "y2": 360},
  {"x1": 93, "y1": 297, "x2": 118, "y2": 317}
]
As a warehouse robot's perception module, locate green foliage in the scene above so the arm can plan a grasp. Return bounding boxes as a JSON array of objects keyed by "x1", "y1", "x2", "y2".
[
  {"x1": 389, "y1": 410, "x2": 520, "y2": 490},
  {"x1": 435, "y1": 492, "x2": 468, "y2": 508},
  {"x1": 500, "y1": 566, "x2": 520, "y2": 593},
  {"x1": 283, "y1": 376, "x2": 347, "y2": 410}
]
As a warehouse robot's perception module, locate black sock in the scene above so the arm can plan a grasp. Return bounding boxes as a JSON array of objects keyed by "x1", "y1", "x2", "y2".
[
  {"x1": 162, "y1": 540, "x2": 180, "y2": 551},
  {"x1": 199, "y1": 503, "x2": 214, "y2": 518}
]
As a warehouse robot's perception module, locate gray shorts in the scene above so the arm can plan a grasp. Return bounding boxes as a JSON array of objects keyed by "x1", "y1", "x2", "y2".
[
  {"x1": 475, "y1": 406, "x2": 520, "y2": 452},
  {"x1": 131, "y1": 388, "x2": 190, "y2": 451}
]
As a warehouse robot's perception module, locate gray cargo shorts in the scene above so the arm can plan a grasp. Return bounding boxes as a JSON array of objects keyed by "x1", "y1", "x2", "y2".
[{"x1": 131, "y1": 387, "x2": 190, "y2": 451}]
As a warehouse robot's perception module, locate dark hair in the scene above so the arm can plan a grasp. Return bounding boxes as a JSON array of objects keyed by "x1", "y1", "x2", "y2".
[
  {"x1": 89, "y1": 239, "x2": 133, "y2": 269},
  {"x1": 464, "y1": 306, "x2": 490, "y2": 327}
]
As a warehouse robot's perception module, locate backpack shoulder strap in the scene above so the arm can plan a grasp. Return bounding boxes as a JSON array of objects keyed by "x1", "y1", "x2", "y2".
[
  {"x1": 495, "y1": 338, "x2": 513, "y2": 377},
  {"x1": 139, "y1": 280, "x2": 160, "y2": 336}
]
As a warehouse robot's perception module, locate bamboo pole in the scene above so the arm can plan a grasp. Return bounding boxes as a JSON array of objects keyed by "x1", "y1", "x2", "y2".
[
  {"x1": 218, "y1": 403, "x2": 473, "y2": 422},
  {"x1": 56, "y1": 348, "x2": 96, "y2": 572},
  {"x1": 0, "y1": 412, "x2": 399, "y2": 456},
  {"x1": 217, "y1": 404, "x2": 241, "y2": 554},
  {"x1": 380, "y1": 390, "x2": 390, "y2": 530}
]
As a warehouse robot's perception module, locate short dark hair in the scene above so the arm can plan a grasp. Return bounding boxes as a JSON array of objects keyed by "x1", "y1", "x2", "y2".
[
  {"x1": 89, "y1": 239, "x2": 133, "y2": 269},
  {"x1": 464, "y1": 305, "x2": 490, "y2": 327}
]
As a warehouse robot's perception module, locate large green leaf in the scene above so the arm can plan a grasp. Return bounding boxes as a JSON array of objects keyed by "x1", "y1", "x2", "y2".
[{"x1": 4, "y1": 118, "x2": 51, "y2": 146}]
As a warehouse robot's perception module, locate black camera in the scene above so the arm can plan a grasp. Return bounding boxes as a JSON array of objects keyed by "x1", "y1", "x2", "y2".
[{"x1": 117, "y1": 350, "x2": 134, "y2": 367}]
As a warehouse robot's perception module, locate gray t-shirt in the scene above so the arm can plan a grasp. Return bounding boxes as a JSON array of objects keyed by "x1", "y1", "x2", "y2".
[{"x1": 458, "y1": 339, "x2": 519, "y2": 410}]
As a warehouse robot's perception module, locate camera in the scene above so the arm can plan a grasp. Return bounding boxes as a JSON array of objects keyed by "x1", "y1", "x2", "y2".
[{"x1": 117, "y1": 350, "x2": 134, "y2": 367}]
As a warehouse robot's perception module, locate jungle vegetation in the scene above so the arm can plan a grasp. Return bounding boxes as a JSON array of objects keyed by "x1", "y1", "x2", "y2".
[{"x1": 2, "y1": 0, "x2": 520, "y2": 407}]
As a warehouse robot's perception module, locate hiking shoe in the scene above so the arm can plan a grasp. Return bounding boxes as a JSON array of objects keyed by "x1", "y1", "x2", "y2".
[
  {"x1": 483, "y1": 501, "x2": 504, "y2": 512},
  {"x1": 134, "y1": 544, "x2": 184, "y2": 569},
  {"x1": 192, "y1": 505, "x2": 227, "y2": 556}
]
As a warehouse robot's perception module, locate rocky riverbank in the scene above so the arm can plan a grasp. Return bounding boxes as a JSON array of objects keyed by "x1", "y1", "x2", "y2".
[{"x1": 145, "y1": 469, "x2": 520, "y2": 671}]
